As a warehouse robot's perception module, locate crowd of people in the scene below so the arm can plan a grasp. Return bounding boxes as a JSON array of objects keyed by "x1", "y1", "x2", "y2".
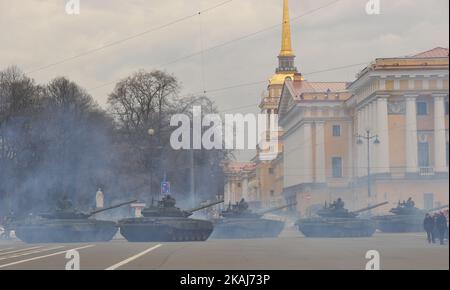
[{"x1": 423, "y1": 210, "x2": 449, "y2": 245}]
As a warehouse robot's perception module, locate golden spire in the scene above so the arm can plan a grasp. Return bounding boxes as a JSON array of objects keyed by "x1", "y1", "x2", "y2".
[{"x1": 280, "y1": 0, "x2": 294, "y2": 57}]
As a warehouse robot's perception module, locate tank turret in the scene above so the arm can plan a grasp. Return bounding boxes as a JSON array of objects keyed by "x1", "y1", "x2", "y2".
[
  {"x1": 316, "y1": 200, "x2": 388, "y2": 219},
  {"x1": 39, "y1": 199, "x2": 138, "y2": 220},
  {"x1": 141, "y1": 195, "x2": 224, "y2": 218},
  {"x1": 296, "y1": 198, "x2": 389, "y2": 238}
]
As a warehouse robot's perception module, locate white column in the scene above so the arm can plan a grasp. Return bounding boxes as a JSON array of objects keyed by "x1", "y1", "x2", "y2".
[
  {"x1": 405, "y1": 95, "x2": 419, "y2": 173},
  {"x1": 434, "y1": 94, "x2": 448, "y2": 172},
  {"x1": 315, "y1": 122, "x2": 326, "y2": 183},
  {"x1": 377, "y1": 97, "x2": 390, "y2": 173},
  {"x1": 362, "y1": 105, "x2": 369, "y2": 176},
  {"x1": 370, "y1": 101, "x2": 379, "y2": 173},
  {"x1": 242, "y1": 175, "x2": 249, "y2": 200},
  {"x1": 303, "y1": 122, "x2": 313, "y2": 183},
  {"x1": 348, "y1": 122, "x2": 354, "y2": 179},
  {"x1": 356, "y1": 110, "x2": 362, "y2": 177},
  {"x1": 373, "y1": 101, "x2": 380, "y2": 174},
  {"x1": 230, "y1": 181, "x2": 235, "y2": 204},
  {"x1": 224, "y1": 180, "x2": 231, "y2": 203}
]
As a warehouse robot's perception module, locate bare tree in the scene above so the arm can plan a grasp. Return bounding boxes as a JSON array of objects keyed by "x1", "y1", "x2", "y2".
[{"x1": 0, "y1": 67, "x2": 40, "y2": 208}]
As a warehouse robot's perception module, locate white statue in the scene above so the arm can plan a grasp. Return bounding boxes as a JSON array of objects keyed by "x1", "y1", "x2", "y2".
[{"x1": 96, "y1": 188, "x2": 104, "y2": 209}]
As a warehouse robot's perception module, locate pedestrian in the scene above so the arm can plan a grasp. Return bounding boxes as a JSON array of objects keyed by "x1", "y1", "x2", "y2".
[
  {"x1": 435, "y1": 212, "x2": 448, "y2": 245},
  {"x1": 444, "y1": 210, "x2": 449, "y2": 242},
  {"x1": 423, "y1": 213, "x2": 435, "y2": 244}
]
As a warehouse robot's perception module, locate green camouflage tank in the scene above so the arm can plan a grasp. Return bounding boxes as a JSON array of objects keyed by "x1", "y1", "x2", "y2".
[
  {"x1": 14, "y1": 197, "x2": 136, "y2": 243},
  {"x1": 372, "y1": 198, "x2": 449, "y2": 233},
  {"x1": 210, "y1": 199, "x2": 295, "y2": 239},
  {"x1": 296, "y1": 199, "x2": 389, "y2": 238},
  {"x1": 118, "y1": 195, "x2": 223, "y2": 242}
]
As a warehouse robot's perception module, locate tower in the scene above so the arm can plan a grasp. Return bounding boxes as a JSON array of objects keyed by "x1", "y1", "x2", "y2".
[
  {"x1": 277, "y1": 0, "x2": 297, "y2": 74},
  {"x1": 262, "y1": 0, "x2": 300, "y2": 112}
]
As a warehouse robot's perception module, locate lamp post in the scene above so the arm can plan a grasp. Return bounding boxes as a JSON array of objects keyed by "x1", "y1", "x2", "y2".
[
  {"x1": 356, "y1": 130, "x2": 380, "y2": 197},
  {"x1": 148, "y1": 128, "x2": 168, "y2": 200},
  {"x1": 148, "y1": 128, "x2": 155, "y2": 200}
]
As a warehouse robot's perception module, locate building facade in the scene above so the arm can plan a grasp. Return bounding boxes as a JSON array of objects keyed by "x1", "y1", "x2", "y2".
[
  {"x1": 223, "y1": 0, "x2": 449, "y2": 214},
  {"x1": 280, "y1": 47, "x2": 449, "y2": 215}
]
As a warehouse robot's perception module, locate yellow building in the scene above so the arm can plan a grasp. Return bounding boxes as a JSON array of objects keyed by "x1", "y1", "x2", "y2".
[
  {"x1": 223, "y1": 0, "x2": 449, "y2": 214},
  {"x1": 279, "y1": 47, "x2": 449, "y2": 215}
]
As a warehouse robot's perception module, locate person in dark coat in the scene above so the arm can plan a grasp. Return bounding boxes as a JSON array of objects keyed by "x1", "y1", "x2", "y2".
[
  {"x1": 435, "y1": 212, "x2": 448, "y2": 245},
  {"x1": 423, "y1": 213, "x2": 435, "y2": 244}
]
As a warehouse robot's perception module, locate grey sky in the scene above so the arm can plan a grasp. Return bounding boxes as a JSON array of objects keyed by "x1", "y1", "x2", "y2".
[{"x1": 1, "y1": 0, "x2": 448, "y2": 160}]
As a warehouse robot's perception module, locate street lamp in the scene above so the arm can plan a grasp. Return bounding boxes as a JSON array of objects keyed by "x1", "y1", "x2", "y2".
[
  {"x1": 148, "y1": 128, "x2": 169, "y2": 201},
  {"x1": 148, "y1": 128, "x2": 156, "y2": 200},
  {"x1": 356, "y1": 130, "x2": 380, "y2": 197}
]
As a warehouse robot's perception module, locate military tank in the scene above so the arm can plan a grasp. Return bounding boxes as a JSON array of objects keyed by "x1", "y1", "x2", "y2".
[
  {"x1": 373, "y1": 198, "x2": 449, "y2": 233},
  {"x1": 14, "y1": 197, "x2": 136, "y2": 243},
  {"x1": 118, "y1": 195, "x2": 224, "y2": 242},
  {"x1": 296, "y1": 199, "x2": 389, "y2": 238},
  {"x1": 210, "y1": 199, "x2": 296, "y2": 239}
]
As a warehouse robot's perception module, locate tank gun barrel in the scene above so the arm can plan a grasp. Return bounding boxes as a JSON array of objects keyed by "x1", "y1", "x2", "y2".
[
  {"x1": 351, "y1": 201, "x2": 389, "y2": 215},
  {"x1": 188, "y1": 200, "x2": 224, "y2": 213},
  {"x1": 88, "y1": 200, "x2": 137, "y2": 217},
  {"x1": 258, "y1": 202, "x2": 297, "y2": 215},
  {"x1": 427, "y1": 204, "x2": 449, "y2": 213}
]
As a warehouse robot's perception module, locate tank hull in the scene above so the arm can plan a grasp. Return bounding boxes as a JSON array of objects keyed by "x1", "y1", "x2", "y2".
[
  {"x1": 14, "y1": 219, "x2": 118, "y2": 243},
  {"x1": 372, "y1": 215, "x2": 424, "y2": 233},
  {"x1": 118, "y1": 217, "x2": 214, "y2": 242},
  {"x1": 210, "y1": 218, "x2": 285, "y2": 239},
  {"x1": 296, "y1": 218, "x2": 376, "y2": 238}
]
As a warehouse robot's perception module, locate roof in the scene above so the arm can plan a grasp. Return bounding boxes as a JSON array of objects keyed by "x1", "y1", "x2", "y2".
[
  {"x1": 412, "y1": 47, "x2": 449, "y2": 58},
  {"x1": 351, "y1": 47, "x2": 449, "y2": 85},
  {"x1": 224, "y1": 162, "x2": 255, "y2": 173},
  {"x1": 289, "y1": 81, "x2": 348, "y2": 97}
]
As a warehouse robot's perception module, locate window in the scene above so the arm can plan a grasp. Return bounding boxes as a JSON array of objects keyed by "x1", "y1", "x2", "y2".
[
  {"x1": 268, "y1": 168, "x2": 275, "y2": 174},
  {"x1": 237, "y1": 183, "x2": 241, "y2": 188},
  {"x1": 332, "y1": 125, "x2": 341, "y2": 137},
  {"x1": 423, "y1": 193, "x2": 434, "y2": 210},
  {"x1": 418, "y1": 142, "x2": 430, "y2": 167},
  {"x1": 445, "y1": 101, "x2": 449, "y2": 115},
  {"x1": 447, "y1": 142, "x2": 449, "y2": 167},
  {"x1": 332, "y1": 157, "x2": 343, "y2": 178},
  {"x1": 417, "y1": 101, "x2": 428, "y2": 116},
  {"x1": 270, "y1": 190, "x2": 275, "y2": 197}
]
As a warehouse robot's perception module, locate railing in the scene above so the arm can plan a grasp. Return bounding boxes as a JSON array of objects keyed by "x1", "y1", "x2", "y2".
[{"x1": 419, "y1": 167, "x2": 435, "y2": 176}]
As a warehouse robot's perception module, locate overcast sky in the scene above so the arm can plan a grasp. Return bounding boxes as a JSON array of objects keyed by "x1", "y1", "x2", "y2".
[{"x1": 1, "y1": 0, "x2": 449, "y2": 160}]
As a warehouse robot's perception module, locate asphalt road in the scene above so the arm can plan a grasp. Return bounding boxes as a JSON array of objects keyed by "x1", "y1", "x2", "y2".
[{"x1": 0, "y1": 228, "x2": 448, "y2": 270}]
